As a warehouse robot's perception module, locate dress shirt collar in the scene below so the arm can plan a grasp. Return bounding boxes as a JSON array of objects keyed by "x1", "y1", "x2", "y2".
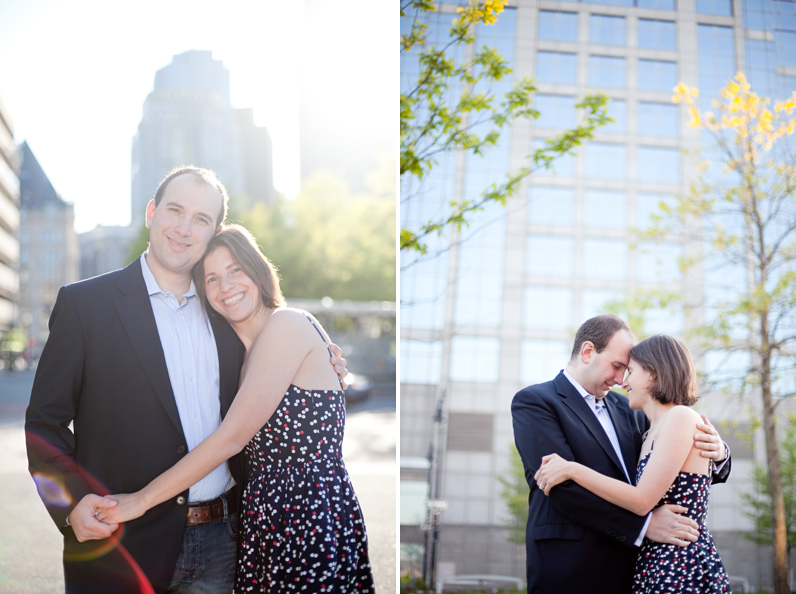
[
  {"x1": 139, "y1": 253, "x2": 197, "y2": 299},
  {"x1": 563, "y1": 368, "x2": 594, "y2": 400}
]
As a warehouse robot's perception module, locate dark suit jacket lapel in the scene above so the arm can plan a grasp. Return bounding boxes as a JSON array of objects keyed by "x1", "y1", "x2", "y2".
[
  {"x1": 113, "y1": 259, "x2": 185, "y2": 437},
  {"x1": 554, "y1": 372, "x2": 628, "y2": 480},
  {"x1": 603, "y1": 394, "x2": 638, "y2": 484}
]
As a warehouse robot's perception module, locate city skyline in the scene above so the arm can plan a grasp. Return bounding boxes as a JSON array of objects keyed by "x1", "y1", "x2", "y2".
[{"x1": 0, "y1": 0, "x2": 393, "y2": 233}]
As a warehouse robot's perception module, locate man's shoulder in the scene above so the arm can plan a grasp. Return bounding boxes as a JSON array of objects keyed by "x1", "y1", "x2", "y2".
[
  {"x1": 61, "y1": 261, "x2": 140, "y2": 298},
  {"x1": 513, "y1": 375, "x2": 562, "y2": 402}
]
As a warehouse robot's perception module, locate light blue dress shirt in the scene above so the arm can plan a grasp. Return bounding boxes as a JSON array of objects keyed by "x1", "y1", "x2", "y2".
[{"x1": 140, "y1": 254, "x2": 235, "y2": 503}]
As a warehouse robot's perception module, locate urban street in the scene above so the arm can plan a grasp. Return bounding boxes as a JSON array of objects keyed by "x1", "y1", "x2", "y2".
[{"x1": 0, "y1": 369, "x2": 396, "y2": 593}]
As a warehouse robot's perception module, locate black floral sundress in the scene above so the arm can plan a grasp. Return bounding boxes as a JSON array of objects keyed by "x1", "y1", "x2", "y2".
[
  {"x1": 633, "y1": 451, "x2": 731, "y2": 594},
  {"x1": 234, "y1": 316, "x2": 374, "y2": 593}
]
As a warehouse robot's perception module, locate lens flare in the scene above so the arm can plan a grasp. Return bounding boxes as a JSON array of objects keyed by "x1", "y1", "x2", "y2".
[{"x1": 32, "y1": 472, "x2": 72, "y2": 507}]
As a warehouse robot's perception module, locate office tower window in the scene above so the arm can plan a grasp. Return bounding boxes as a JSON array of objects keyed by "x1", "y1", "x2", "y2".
[
  {"x1": 744, "y1": 0, "x2": 774, "y2": 30},
  {"x1": 704, "y1": 350, "x2": 752, "y2": 393},
  {"x1": 535, "y1": 94, "x2": 577, "y2": 129},
  {"x1": 521, "y1": 339, "x2": 571, "y2": 385},
  {"x1": 584, "y1": 189, "x2": 627, "y2": 228},
  {"x1": 698, "y1": 25, "x2": 735, "y2": 107},
  {"x1": 603, "y1": 99, "x2": 627, "y2": 133},
  {"x1": 581, "y1": 288, "x2": 624, "y2": 321},
  {"x1": 638, "y1": 0, "x2": 675, "y2": 9},
  {"x1": 584, "y1": 0, "x2": 633, "y2": 7},
  {"x1": 644, "y1": 306, "x2": 686, "y2": 334},
  {"x1": 523, "y1": 287, "x2": 574, "y2": 330},
  {"x1": 585, "y1": 143, "x2": 627, "y2": 179},
  {"x1": 455, "y1": 206, "x2": 505, "y2": 328},
  {"x1": 776, "y1": 29, "x2": 796, "y2": 66},
  {"x1": 528, "y1": 186, "x2": 575, "y2": 227},
  {"x1": 636, "y1": 241, "x2": 683, "y2": 283},
  {"x1": 638, "y1": 19, "x2": 676, "y2": 50},
  {"x1": 745, "y1": 40, "x2": 778, "y2": 99},
  {"x1": 638, "y1": 102, "x2": 679, "y2": 137},
  {"x1": 590, "y1": 15, "x2": 626, "y2": 45},
  {"x1": 638, "y1": 59, "x2": 678, "y2": 92},
  {"x1": 401, "y1": 339, "x2": 443, "y2": 385},
  {"x1": 637, "y1": 147, "x2": 680, "y2": 184},
  {"x1": 450, "y1": 336, "x2": 501, "y2": 382},
  {"x1": 534, "y1": 139, "x2": 577, "y2": 177},
  {"x1": 526, "y1": 236, "x2": 575, "y2": 277},
  {"x1": 589, "y1": 55, "x2": 626, "y2": 88},
  {"x1": 697, "y1": 0, "x2": 732, "y2": 15},
  {"x1": 539, "y1": 11, "x2": 579, "y2": 42},
  {"x1": 583, "y1": 239, "x2": 628, "y2": 280},
  {"x1": 537, "y1": 51, "x2": 578, "y2": 84},
  {"x1": 636, "y1": 192, "x2": 677, "y2": 229}
]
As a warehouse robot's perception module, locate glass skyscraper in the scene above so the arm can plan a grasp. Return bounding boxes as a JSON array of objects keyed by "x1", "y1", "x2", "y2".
[{"x1": 401, "y1": 0, "x2": 796, "y2": 588}]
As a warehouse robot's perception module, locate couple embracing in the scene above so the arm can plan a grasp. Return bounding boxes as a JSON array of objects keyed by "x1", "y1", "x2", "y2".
[
  {"x1": 26, "y1": 166, "x2": 374, "y2": 593},
  {"x1": 513, "y1": 315, "x2": 732, "y2": 594}
]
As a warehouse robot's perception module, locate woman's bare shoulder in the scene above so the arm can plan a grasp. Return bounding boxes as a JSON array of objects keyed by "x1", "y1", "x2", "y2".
[{"x1": 664, "y1": 405, "x2": 701, "y2": 431}]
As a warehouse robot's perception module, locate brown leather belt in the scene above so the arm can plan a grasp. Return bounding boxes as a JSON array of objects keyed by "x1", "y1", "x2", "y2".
[{"x1": 185, "y1": 491, "x2": 237, "y2": 525}]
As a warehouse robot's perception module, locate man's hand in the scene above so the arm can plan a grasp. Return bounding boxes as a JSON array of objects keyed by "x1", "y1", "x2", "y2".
[
  {"x1": 693, "y1": 414, "x2": 727, "y2": 462},
  {"x1": 68, "y1": 494, "x2": 120, "y2": 542},
  {"x1": 328, "y1": 342, "x2": 349, "y2": 390},
  {"x1": 646, "y1": 504, "x2": 699, "y2": 547}
]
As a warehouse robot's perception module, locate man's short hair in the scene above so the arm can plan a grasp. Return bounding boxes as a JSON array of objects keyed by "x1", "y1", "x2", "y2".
[
  {"x1": 570, "y1": 314, "x2": 632, "y2": 360},
  {"x1": 629, "y1": 335, "x2": 698, "y2": 406},
  {"x1": 153, "y1": 165, "x2": 229, "y2": 227}
]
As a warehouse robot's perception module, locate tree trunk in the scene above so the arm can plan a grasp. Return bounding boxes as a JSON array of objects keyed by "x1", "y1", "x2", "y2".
[{"x1": 761, "y1": 342, "x2": 790, "y2": 594}]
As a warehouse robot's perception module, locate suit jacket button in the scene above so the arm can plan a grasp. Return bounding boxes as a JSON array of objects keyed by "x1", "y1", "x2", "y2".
[
  {"x1": 178, "y1": 445, "x2": 186, "y2": 454},
  {"x1": 176, "y1": 496, "x2": 186, "y2": 505}
]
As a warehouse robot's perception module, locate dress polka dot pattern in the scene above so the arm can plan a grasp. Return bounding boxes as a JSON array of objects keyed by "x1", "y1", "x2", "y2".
[
  {"x1": 633, "y1": 453, "x2": 731, "y2": 594},
  {"x1": 234, "y1": 384, "x2": 374, "y2": 593}
]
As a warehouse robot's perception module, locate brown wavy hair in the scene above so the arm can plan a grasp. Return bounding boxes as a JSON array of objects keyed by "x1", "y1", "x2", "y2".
[
  {"x1": 193, "y1": 224, "x2": 285, "y2": 314},
  {"x1": 629, "y1": 335, "x2": 698, "y2": 406}
]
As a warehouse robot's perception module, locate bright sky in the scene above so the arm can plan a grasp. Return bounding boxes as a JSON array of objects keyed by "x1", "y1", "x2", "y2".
[{"x1": 0, "y1": 0, "x2": 394, "y2": 233}]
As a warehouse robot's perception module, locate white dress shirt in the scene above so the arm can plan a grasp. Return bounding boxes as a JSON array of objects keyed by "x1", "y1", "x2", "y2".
[{"x1": 140, "y1": 254, "x2": 235, "y2": 502}]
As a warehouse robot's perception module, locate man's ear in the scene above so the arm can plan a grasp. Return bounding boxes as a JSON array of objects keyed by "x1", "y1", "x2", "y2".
[
  {"x1": 580, "y1": 341, "x2": 595, "y2": 364},
  {"x1": 145, "y1": 200, "x2": 156, "y2": 229}
]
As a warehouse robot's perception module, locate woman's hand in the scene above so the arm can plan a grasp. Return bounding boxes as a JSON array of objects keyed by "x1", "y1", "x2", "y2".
[
  {"x1": 534, "y1": 454, "x2": 575, "y2": 495},
  {"x1": 97, "y1": 492, "x2": 148, "y2": 525}
]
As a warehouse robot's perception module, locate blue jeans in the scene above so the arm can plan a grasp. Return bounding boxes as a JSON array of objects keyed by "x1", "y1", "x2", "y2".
[{"x1": 167, "y1": 496, "x2": 238, "y2": 594}]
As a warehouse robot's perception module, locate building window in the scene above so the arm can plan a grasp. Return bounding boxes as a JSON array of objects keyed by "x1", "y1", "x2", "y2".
[
  {"x1": 449, "y1": 336, "x2": 500, "y2": 383},
  {"x1": 603, "y1": 99, "x2": 626, "y2": 134},
  {"x1": 644, "y1": 306, "x2": 685, "y2": 335},
  {"x1": 583, "y1": 239, "x2": 628, "y2": 280},
  {"x1": 538, "y1": 11, "x2": 578, "y2": 42},
  {"x1": 583, "y1": 0, "x2": 633, "y2": 7},
  {"x1": 447, "y1": 412, "x2": 495, "y2": 450},
  {"x1": 697, "y1": 25, "x2": 735, "y2": 107},
  {"x1": 401, "y1": 339, "x2": 442, "y2": 385},
  {"x1": 638, "y1": 59, "x2": 678, "y2": 92},
  {"x1": 537, "y1": 51, "x2": 577, "y2": 85},
  {"x1": 523, "y1": 286, "x2": 574, "y2": 330},
  {"x1": 638, "y1": 0, "x2": 675, "y2": 9},
  {"x1": 581, "y1": 288, "x2": 624, "y2": 322},
  {"x1": 589, "y1": 55, "x2": 626, "y2": 88},
  {"x1": 637, "y1": 147, "x2": 680, "y2": 184},
  {"x1": 401, "y1": 250, "x2": 447, "y2": 330},
  {"x1": 776, "y1": 30, "x2": 796, "y2": 67},
  {"x1": 745, "y1": 40, "x2": 778, "y2": 99},
  {"x1": 636, "y1": 192, "x2": 677, "y2": 229},
  {"x1": 584, "y1": 190, "x2": 627, "y2": 229},
  {"x1": 526, "y1": 235, "x2": 574, "y2": 277},
  {"x1": 534, "y1": 139, "x2": 576, "y2": 177},
  {"x1": 528, "y1": 186, "x2": 575, "y2": 227},
  {"x1": 520, "y1": 339, "x2": 571, "y2": 385},
  {"x1": 636, "y1": 241, "x2": 683, "y2": 283},
  {"x1": 535, "y1": 95, "x2": 577, "y2": 129},
  {"x1": 744, "y1": 0, "x2": 774, "y2": 30},
  {"x1": 637, "y1": 102, "x2": 679, "y2": 137},
  {"x1": 590, "y1": 15, "x2": 626, "y2": 46},
  {"x1": 638, "y1": 19, "x2": 676, "y2": 50},
  {"x1": 585, "y1": 143, "x2": 627, "y2": 180},
  {"x1": 696, "y1": 0, "x2": 732, "y2": 16}
]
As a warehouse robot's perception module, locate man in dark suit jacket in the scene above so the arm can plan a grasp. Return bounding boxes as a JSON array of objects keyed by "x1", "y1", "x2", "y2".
[
  {"x1": 511, "y1": 315, "x2": 730, "y2": 594},
  {"x1": 25, "y1": 167, "x2": 345, "y2": 594}
]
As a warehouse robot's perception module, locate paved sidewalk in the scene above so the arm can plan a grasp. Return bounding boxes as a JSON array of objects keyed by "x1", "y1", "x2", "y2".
[{"x1": 0, "y1": 369, "x2": 396, "y2": 593}]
